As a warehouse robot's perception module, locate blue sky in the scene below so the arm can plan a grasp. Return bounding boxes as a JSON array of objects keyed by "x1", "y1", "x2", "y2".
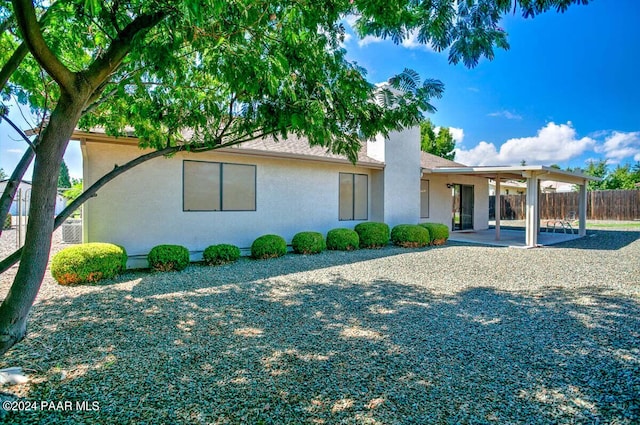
[
  {"x1": 344, "y1": 0, "x2": 640, "y2": 168},
  {"x1": 1, "y1": 0, "x2": 639, "y2": 180}
]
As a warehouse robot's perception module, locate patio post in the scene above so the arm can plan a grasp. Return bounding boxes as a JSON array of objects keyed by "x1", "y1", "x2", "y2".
[
  {"x1": 525, "y1": 174, "x2": 539, "y2": 247},
  {"x1": 579, "y1": 180, "x2": 587, "y2": 236},
  {"x1": 495, "y1": 176, "x2": 501, "y2": 240}
]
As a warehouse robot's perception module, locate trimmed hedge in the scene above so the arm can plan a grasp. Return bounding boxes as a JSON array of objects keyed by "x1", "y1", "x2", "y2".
[
  {"x1": 51, "y1": 243, "x2": 127, "y2": 285},
  {"x1": 292, "y1": 231, "x2": 326, "y2": 255},
  {"x1": 3, "y1": 213, "x2": 11, "y2": 230},
  {"x1": 391, "y1": 224, "x2": 430, "y2": 248},
  {"x1": 326, "y1": 228, "x2": 359, "y2": 251},
  {"x1": 251, "y1": 234, "x2": 287, "y2": 259},
  {"x1": 354, "y1": 222, "x2": 390, "y2": 249},
  {"x1": 419, "y1": 222, "x2": 450, "y2": 245},
  {"x1": 148, "y1": 244, "x2": 190, "y2": 271},
  {"x1": 203, "y1": 244, "x2": 241, "y2": 265}
]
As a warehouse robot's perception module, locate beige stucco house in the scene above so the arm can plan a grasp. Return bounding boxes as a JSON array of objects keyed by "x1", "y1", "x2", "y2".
[
  {"x1": 76, "y1": 127, "x2": 489, "y2": 265},
  {"x1": 76, "y1": 124, "x2": 598, "y2": 264}
]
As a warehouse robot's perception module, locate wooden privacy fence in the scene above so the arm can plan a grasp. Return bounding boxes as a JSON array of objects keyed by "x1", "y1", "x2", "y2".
[{"x1": 489, "y1": 190, "x2": 640, "y2": 221}]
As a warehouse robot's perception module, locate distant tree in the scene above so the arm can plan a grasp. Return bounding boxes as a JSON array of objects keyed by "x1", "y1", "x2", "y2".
[
  {"x1": 584, "y1": 160, "x2": 608, "y2": 190},
  {"x1": 420, "y1": 120, "x2": 437, "y2": 152},
  {"x1": 632, "y1": 163, "x2": 640, "y2": 187},
  {"x1": 605, "y1": 164, "x2": 638, "y2": 190},
  {"x1": 520, "y1": 160, "x2": 527, "y2": 166},
  {"x1": 434, "y1": 128, "x2": 456, "y2": 161},
  {"x1": 62, "y1": 180, "x2": 82, "y2": 202},
  {"x1": 0, "y1": 168, "x2": 7, "y2": 180},
  {"x1": 549, "y1": 164, "x2": 561, "y2": 169},
  {"x1": 57, "y1": 160, "x2": 71, "y2": 188},
  {"x1": 420, "y1": 119, "x2": 456, "y2": 160}
]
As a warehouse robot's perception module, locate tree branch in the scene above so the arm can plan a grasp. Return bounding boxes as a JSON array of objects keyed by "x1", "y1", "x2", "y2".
[
  {"x1": 0, "y1": 144, "x2": 183, "y2": 274},
  {"x1": 11, "y1": 0, "x2": 75, "y2": 93},
  {"x1": 83, "y1": 11, "x2": 166, "y2": 92},
  {"x1": 0, "y1": 147, "x2": 35, "y2": 238},
  {"x1": 0, "y1": 113, "x2": 36, "y2": 151},
  {"x1": 0, "y1": 42, "x2": 28, "y2": 93},
  {"x1": 0, "y1": 2, "x2": 58, "y2": 93}
]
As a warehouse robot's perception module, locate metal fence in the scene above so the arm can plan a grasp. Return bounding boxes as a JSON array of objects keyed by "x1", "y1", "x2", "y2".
[
  {"x1": 10, "y1": 187, "x2": 81, "y2": 248},
  {"x1": 489, "y1": 190, "x2": 640, "y2": 221}
]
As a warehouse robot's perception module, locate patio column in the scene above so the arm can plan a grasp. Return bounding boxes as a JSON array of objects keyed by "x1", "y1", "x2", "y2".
[
  {"x1": 525, "y1": 174, "x2": 539, "y2": 247},
  {"x1": 579, "y1": 180, "x2": 587, "y2": 236},
  {"x1": 495, "y1": 176, "x2": 501, "y2": 240}
]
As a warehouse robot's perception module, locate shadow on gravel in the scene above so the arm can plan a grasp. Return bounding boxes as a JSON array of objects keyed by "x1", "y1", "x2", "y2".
[
  {"x1": 489, "y1": 226, "x2": 640, "y2": 251},
  {"x1": 548, "y1": 229, "x2": 640, "y2": 251},
  {"x1": 1, "y1": 269, "x2": 638, "y2": 424},
  {"x1": 109, "y1": 244, "x2": 456, "y2": 297}
]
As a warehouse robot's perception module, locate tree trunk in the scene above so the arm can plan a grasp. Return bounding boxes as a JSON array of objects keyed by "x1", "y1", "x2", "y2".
[{"x1": 0, "y1": 94, "x2": 83, "y2": 355}]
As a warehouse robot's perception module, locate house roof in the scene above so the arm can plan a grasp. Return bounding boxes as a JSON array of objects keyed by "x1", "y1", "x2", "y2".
[
  {"x1": 72, "y1": 129, "x2": 384, "y2": 169},
  {"x1": 420, "y1": 152, "x2": 467, "y2": 169},
  {"x1": 219, "y1": 134, "x2": 383, "y2": 168}
]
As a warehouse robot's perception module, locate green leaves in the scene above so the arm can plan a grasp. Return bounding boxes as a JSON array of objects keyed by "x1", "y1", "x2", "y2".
[
  {"x1": 420, "y1": 118, "x2": 456, "y2": 160},
  {"x1": 4, "y1": 0, "x2": 591, "y2": 164}
]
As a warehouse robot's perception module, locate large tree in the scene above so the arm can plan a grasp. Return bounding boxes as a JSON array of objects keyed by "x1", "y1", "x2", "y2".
[
  {"x1": 420, "y1": 119, "x2": 456, "y2": 160},
  {"x1": 0, "y1": 0, "x2": 590, "y2": 355}
]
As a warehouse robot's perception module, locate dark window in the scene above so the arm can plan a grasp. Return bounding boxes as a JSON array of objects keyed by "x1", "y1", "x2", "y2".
[
  {"x1": 339, "y1": 173, "x2": 368, "y2": 220},
  {"x1": 420, "y1": 179, "x2": 429, "y2": 218},
  {"x1": 183, "y1": 160, "x2": 256, "y2": 211}
]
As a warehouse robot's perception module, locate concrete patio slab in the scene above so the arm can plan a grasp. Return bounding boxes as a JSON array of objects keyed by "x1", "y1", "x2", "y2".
[{"x1": 448, "y1": 228, "x2": 581, "y2": 248}]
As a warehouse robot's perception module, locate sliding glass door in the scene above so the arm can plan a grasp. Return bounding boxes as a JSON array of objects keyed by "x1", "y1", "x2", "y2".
[{"x1": 452, "y1": 184, "x2": 474, "y2": 231}]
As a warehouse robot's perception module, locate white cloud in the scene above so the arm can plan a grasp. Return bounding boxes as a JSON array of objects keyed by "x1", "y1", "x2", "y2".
[
  {"x1": 357, "y1": 35, "x2": 384, "y2": 47},
  {"x1": 6, "y1": 148, "x2": 23, "y2": 154},
  {"x1": 488, "y1": 110, "x2": 523, "y2": 120},
  {"x1": 344, "y1": 14, "x2": 359, "y2": 27},
  {"x1": 449, "y1": 127, "x2": 464, "y2": 144},
  {"x1": 354, "y1": 28, "x2": 435, "y2": 51},
  {"x1": 454, "y1": 122, "x2": 596, "y2": 166},
  {"x1": 400, "y1": 30, "x2": 435, "y2": 51},
  {"x1": 594, "y1": 131, "x2": 640, "y2": 163}
]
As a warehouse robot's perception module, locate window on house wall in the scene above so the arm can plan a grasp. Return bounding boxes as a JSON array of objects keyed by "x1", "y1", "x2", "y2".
[
  {"x1": 420, "y1": 179, "x2": 429, "y2": 218},
  {"x1": 339, "y1": 173, "x2": 368, "y2": 220},
  {"x1": 183, "y1": 160, "x2": 256, "y2": 211}
]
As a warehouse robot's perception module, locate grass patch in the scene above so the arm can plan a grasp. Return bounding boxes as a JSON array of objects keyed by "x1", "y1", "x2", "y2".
[{"x1": 587, "y1": 222, "x2": 640, "y2": 229}]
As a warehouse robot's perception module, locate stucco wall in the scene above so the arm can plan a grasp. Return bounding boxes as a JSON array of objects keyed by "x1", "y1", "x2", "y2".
[
  {"x1": 381, "y1": 127, "x2": 421, "y2": 228},
  {"x1": 420, "y1": 173, "x2": 489, "y2": 231},
  {"x1": 82, "y1": 140, "x2": 382, "y2": 261}
]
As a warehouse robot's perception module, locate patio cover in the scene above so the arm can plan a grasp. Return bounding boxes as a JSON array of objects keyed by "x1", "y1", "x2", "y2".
[{"x1": 422, "y1": 165, "x2": 600, "y2": 247}]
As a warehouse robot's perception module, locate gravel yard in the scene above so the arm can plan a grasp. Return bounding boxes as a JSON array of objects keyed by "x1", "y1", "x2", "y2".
[{"x1": 0, "y1": 228, "x2": 639, "y2": 424}]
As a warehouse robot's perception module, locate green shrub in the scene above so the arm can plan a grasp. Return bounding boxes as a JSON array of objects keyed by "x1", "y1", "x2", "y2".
[
  {"x1": 354, "y1": 222, "x2": 390, "y2": 249},
  {"x1": 148, "y1": 244, "x2": 190, "y2": 271},
  {"x1": 391, "y1": 224, "x2": 430, "y2": 248},
  {"x1": 419, "y1": 222, "x2": 450, "y2": 245},
  {"x1": 3, "y1": 213, "x2": 11, "y2": 230},
  {"x1": 203, "y1": 244, "x2": 241, "y2": 265},
  {"x1": 291, "y1": 231, "x2": 326, "y2": 255},
  {"x1": 51, "y1": 243, "x2": 127, "y2": 285},
  {"x1": 326, "y1": 228, "x2": 360, "y2": 251},
  {"x1": 251, "y1": 234, "x2": 287, "y2": 259}
]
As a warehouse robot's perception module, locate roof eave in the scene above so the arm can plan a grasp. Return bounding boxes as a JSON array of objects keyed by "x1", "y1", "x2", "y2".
[{"x1": 423, "y1": 165, "x2": 600, "y2": 184}]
